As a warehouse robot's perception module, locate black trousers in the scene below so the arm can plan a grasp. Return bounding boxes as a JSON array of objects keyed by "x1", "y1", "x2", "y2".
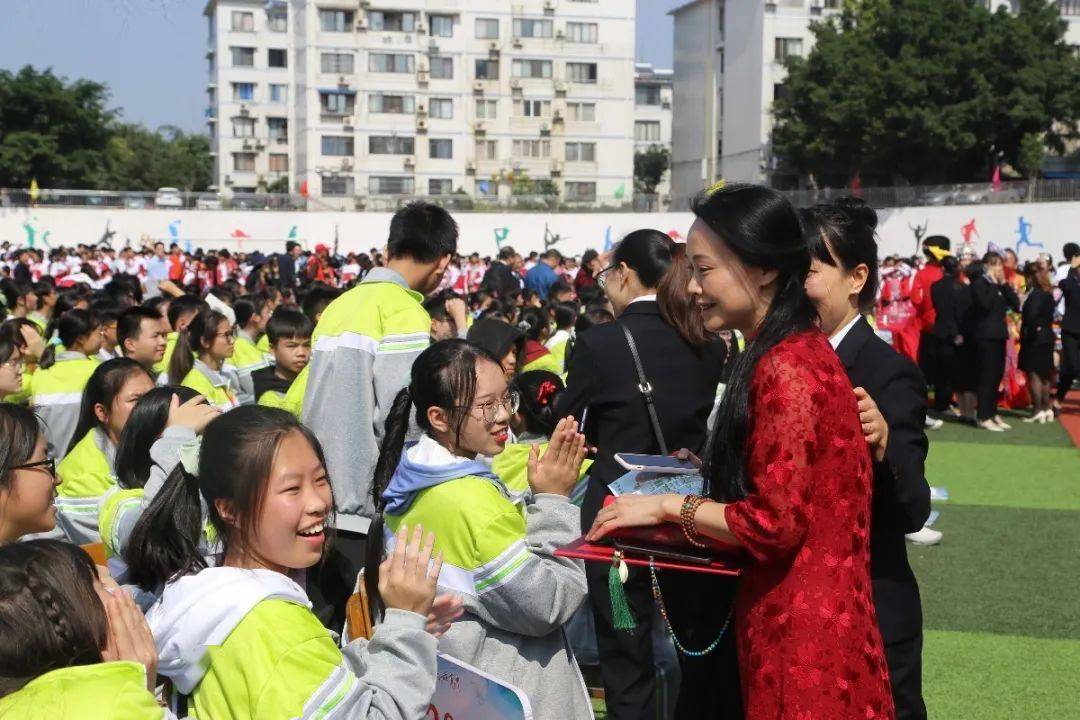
[
  {"x1": 309, "y1": 529, "x2": 366, "y2": 631},
  {"x1": 884, "y1": 633, "x2": 928, "y2": 720},
  {"x1": 1057, "y1": 331, "x2": 1080, "y2": 402},
  {"x1": 975, "y1": 339, "x2": 1006, "y2": 421},
  {"x1": 928, "y1": 335, "x2": 955, "y2": 412},
  {"x1": 918, "y1": 333, "x2": 941, "y2": 399}
]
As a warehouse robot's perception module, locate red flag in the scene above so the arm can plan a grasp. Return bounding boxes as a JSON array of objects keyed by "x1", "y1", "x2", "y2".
[
  {"x1": 299, "y1": 180, "x2": 309, "y2": 198},
  {"x1": 851, "y1": 172, "x2": 863, "y2": 198},
  {"x1": 991, "y1": 165, "x2": 1002, "y2": 192}
]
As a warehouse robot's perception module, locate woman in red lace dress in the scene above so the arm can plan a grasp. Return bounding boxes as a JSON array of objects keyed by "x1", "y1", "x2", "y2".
[{"x1": 589, "y1": 184, "x2": 895, "y2": 719}]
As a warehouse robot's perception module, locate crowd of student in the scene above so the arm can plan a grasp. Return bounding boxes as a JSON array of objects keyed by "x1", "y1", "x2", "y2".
[{"x1": 0, "y1": 187, "x2": 1076, "y2": 720}]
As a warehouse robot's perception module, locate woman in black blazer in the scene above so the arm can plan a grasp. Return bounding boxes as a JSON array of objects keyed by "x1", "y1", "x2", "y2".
[
  {"x1": 801, "y1": 199, "x2": 931, "y2": 720},
  {"x1": 969, "y1": 253, "x2": 1021, "y2": 431},
  {"x1": 556, "y1": 230, "x2": 732, "y2": 720},
  {"x1": 1019, "y1": 259, "x2": 1057, "y2": 423}
]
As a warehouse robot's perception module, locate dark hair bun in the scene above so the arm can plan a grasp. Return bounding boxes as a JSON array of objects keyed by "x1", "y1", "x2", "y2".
[{"x1": 834, "y1": 197, "x2": 878, "y2": 232}]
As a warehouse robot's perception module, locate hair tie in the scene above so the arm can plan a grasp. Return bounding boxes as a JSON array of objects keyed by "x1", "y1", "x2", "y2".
[
  {"x1": 705, "y1": 179, "x2": 727, "y2": 196},
  {"x1": 179, "y1": 437, "x2": 202, "y2": 475},
  {"x1": 536, "y1": 380, "x2": 558, "y2": 407}
]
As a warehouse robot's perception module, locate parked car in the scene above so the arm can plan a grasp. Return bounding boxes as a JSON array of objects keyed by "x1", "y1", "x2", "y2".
[
  {"x1": 196, "y1": 193, "x2": 223, "y2": 210},
  {"x1": 154, "y1": 187, "x2": 184, "y2": 208}
]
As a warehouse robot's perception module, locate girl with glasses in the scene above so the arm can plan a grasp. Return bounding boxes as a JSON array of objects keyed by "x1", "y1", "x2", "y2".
[
  {"x1": 366, "y1": 339, "x2": 594, "y2": 720},
  {"x1": 0, "y1": 403, "x2": 61, "y2": 544},
  {"x1": 168, "y1": 308, "x2": 240, "y2": 412}
]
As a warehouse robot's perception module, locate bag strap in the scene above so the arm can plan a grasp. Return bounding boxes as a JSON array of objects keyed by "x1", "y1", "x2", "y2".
[{"x1": 620, "y1": 324, "x2": 668, "y2": 456}]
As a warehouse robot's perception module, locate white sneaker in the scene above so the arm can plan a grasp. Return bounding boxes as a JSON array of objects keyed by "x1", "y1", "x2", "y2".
[
  {"x1": 978, "y1": 419, "x2": 1004, "y2": 432},
  {"x1": 925, "y1": 417, "x2": 944, "y2": 431},
  {"x1": 906, "y1": 526, "x2": 943, "y2": 546},
  {"x1": 992, "y1": 416, "x2": 1012, "y2": 430},
  {"x1": 1039, "y1": 410, "x2": 1055, "y2": 424},
  {"x1": 1023, "y1": 412, "x2": 1043, "y2": 423}
]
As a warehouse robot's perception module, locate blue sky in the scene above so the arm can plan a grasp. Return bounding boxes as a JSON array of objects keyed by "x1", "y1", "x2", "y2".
[{"x1": 0, "y1": 0, "x2": 681, "y2": 134}]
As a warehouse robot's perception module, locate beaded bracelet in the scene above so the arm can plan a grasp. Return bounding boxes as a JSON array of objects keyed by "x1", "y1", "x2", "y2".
[{"x1": 679, "y1": 494, "x2": 712, "y2": 548}]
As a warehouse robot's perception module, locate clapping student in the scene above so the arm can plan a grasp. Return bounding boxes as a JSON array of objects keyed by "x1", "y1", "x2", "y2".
[
  {"x1": 128, "y1": 407, "x2": 445, "y2": 719},
  {"x1": 366, "y1": 340, "x2": 592, "y2": 720}
]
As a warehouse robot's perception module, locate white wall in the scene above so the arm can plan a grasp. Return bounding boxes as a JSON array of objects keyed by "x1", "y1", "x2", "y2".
[{"x1": 0, "y1": 201, "x2": 1072, "y2": 261}]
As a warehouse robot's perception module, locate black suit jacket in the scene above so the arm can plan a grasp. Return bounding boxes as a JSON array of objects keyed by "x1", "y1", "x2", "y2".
[
  {"x1": 1021, "y1": 287, "x2": 1056, "y2": 345},
  {"x1": 277, "y1": 253, "x2": 297, "y2": 292},
  {"x1": 1060, "y1": 268, "x2": 1080, "y2": 335},
  {"x1": 930, "y1": 277, "x2": 963, "y2": 340},
  {"x1": 480, "y1": 261, "x2": 521, "y2": 298},
  {"x1": 836, "y1": 317, "x2": 931, "y2": 644},
  {"x1": 970, "y1": 274, "x2": 1020, "y2": 341},
  {"x1": 556, "y1": 301, "x2": 727, "y2": 528}
]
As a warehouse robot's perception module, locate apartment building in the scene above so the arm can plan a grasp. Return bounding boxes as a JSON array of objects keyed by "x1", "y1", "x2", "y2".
[
  {"x1": 204, "y1": 0, "x2": 635, "y2": 206},
  {"x1": 633, "y1": 62, "x2": 673, "y2": 202}
]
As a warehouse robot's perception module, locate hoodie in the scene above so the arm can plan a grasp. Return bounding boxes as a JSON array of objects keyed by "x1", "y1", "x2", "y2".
[
  {"x1": 148, "y1": 566, "x2": 437, "y2": 720},
  {"x1": 382, "y1": 434, "x2": 500, "y2": 515}
]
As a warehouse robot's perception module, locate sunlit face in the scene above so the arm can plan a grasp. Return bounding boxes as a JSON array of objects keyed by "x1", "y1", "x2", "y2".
[
  {"x1": 96, "y1": 372, "x2": 155, "y2": 444},
  {"x1": 0, "y1": 437, "x2": 60, "y2": 542},
  {"x1": 805, "y1": 245, "x2": 867, "y2": 338},
  {"x1": 273, "y1": 336, "x2": 312, "y2": 377},
  {"x1": 686, "y1": 218, "x2": 773, "y2": 334},
  {"x1": 431, "y1": 317, "x2": 457, "y2": 342},
  {"x1": 78, "y1": 326, "x2": 105, "y2": 355},
  {"x1": 430, "y1": 359, "x2": 512, "y2": 458},
  {"x1": 223, "y1": 431, "x2": 332, "y2": 573},
  {"x1": 101, "y1": 320, "x2": 118, "y2": 349},
  {"x1": 0, "y1": 350, "x2": 24, "y2": 396},
  {"x1": 499, "y1": 348, "x2": 517, "y2": 381},
  {"x1": 206, "y1": 320, "x2": 236, "y2": 362},
  {"x1": 125, "y1": 318, "x2": 169, "y2": 367},
  {"x1": 253, "y1": 305, "x2": 272, "y2": 333}
]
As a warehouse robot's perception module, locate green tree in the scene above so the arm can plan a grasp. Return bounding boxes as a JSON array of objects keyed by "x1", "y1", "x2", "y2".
[
  {"x1": 1018, "y1": 131, "x2": 1046, "y2": 200},
  {"x1": 772, "y1": 0, "x2": 1080, "y2": 185},
  {"x1": 634, "y1": 145, "x2": 670, "y2": 194}
]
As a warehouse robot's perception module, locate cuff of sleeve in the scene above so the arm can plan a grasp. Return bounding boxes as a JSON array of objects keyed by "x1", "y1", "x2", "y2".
[
  {"x1": 380, "y1": 608, "x2": 428, "y2": 631},
  {"x1": 531, "y1": 493, "x2": 574, "y2": 507},
  {"x1": 161, "y1": 425, "x2": 197, "y2": 441}
]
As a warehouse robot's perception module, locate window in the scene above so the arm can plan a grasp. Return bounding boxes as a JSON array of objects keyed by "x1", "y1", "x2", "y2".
[
  {"x1": 323, "y1": 176, "x2": 355, "y2": 196},
  {"x1": 369, "y1": 136, "x2": 415, "y2": 155},
  {"x1": 231, "y1": 11, "x2": 254, "y2": 31},
  {"x1": 475, "y1": 59, "x2": 499, "y2": 80},
  {"x1": 773, "y1": 82, "x2": 790, "y2": 104},
  {"x1": 634, "y1": 121, "x2": 661, "y2": 142},
  {"x1": 565, "y1": 182, "x2": 596, "y2": 202},
  {"x1": 512, "y1": 59, "x2": 552, "y2": 79},
  {"x1": 512, "y1": 139, "x2": 550, "y2": 158},
  {"x1": 514, "y1": 99, "x2": 550, "y2": 117},
  {"x1": 369, "y1": 94, "x2": 415, "y2": 114},
  {"x1": 513, "y1": 18, "x2": 553, "y2": 38},
  {"x1": 233, "y1": 152, "x2": 256, "y2": 172},
  {"x1": 232, "y1": 117, "x2": 255, "y2": 138},
  {"x1": 429, "y1": 179, "x2": 453, "y2": 195},
  {"x1": 635, "y1": 84, "x2": 661, "y2": 105},
  {"x1": 475, "y1": 139, "x2": 498, "y2": 160},
  {"x1": 370, "y1": 176, "x2": 414, "y2": 194},
  {"x1": 368, "y1": 11, "x2": 416, "y2": 32},
  {"x1": 567, "y1": 102, "x2": 595, "y2": 121},
  {"x1": 1064, "y1": 0, "x2": 1080, "y2": 13},
  {"x1": 565, "y1": 22, "x2": 597, "y2": 43},
  {"x1": 269, "y1": 84, "x2": 288, "y2": 103},
  {"x1": 429, "y1": 139, "x2": 453, "y2": 159},
  {"x1": 320, "y1": 91, "x2": 355, "y2": 115},
  {"x1": 321, "y1": 52, "x2": 355, "y2": 74},
  {"x1": 565, "y1": 142, "x2": 596, "y2": 162},
  {"x1": 267, "y1": 117, "x2": 288, "y2": 142},
  {"x1": 430, "y1": 14, "x2": 453, "y2": 37},
  {"x1": 567, "y1": 62, "x2": 597, "y2": 83},
  {"x1": 475, "y1": 18, "x2": 499, "y2": 39},
  {"x1": 231, "y1": 47, "x2": 255, "y2": 67},
  {"x1": 369, "y1": 53, "x2": 415, "y2": 73},
  {"x1": 269, "y1": 154, "x2": 289, "y2": 172},
  {"x1": 319, "y1": 9, "x2": 353, "y2": 32},
  {"x1": 268, "y1": 9, "x2": 287, "y2": 32},
  {"x1": 430, "y1": 56, "x2": 453, "y2": 79},
  {"x1": 774, "y1": 37, "x2": 803, "y2": 61},
  {"x1": 268, "y1": 49, "x2": 287, "y2": 68},
  {"x1": 429, "y1": 98, "x2": 453, "y2": 119},
  {"x1": 476, "y1": 99, "x2": 497, "y2": 119},
  {"x1": 321, "y1": 136, "x2": 354, "y2": 156},
  {"x1": 232, "y1": 82, "x2": 255, "y2": 101}
]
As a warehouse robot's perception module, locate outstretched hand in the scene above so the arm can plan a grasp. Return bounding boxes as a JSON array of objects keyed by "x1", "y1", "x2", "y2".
[
  {"x1": 527, "y1": 417, "x2": 587, "y2": 497},
  {"x1": 379, "y1": 524, "x2": 442, "y2": 618}
]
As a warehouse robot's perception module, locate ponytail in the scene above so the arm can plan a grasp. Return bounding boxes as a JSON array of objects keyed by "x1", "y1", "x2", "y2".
[
  {"x1": 167, "y1": 325, "x2": 196, "y2": 386},
  {"x1": 364, "y1": 387, "x2": 414, "y2": 623},
  {"x1": 123, "y1": 464, "x2": 207, "y2": 590},
  {"x1": 168, "y1": 308, "x2": 227, "y2": 385}
]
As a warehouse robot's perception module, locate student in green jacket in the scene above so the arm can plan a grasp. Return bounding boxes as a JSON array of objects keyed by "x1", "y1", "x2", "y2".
[
  {"x1": 129, "y1": 406, "x2": 450, "y2": 720},
  {"x1": 253, "y1": 309, "x2": 312, "y2": 409},
  {"x1": 168, "y1": 308, "x2": 240, "y2": 412},
  {"x1": 0, "y1": 404, "x2": 61, "y2": 544},
  {"x1": 365, "y1": 340, "x2": 594, "y2": 720},
  {"x1": 55, "y1": 358, "x2": 155, "y2": 545},
  {"x1": 231, "y1": 294, "x2": 272, "y2": 405},
  {"x1": 0, "y1": 539, "x2": 169, "y2": 719}
]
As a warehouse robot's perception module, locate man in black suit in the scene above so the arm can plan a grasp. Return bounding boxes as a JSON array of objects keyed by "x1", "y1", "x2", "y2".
[
  {"x1": 835, "y1": 315, "x2": 931, "y2": 720},
  {"x1": 557, "y1": 297, "x2": 732, "y2": 720},
  {"x1": 277, "y1": 240, "x2": 301, "y2": 294},
  {"x1": 970, "y1": 253, "x2": 1020, "y2": 430},
  {"x1": 480, "y1": 245, "x2": 522, "y2": 298},
  {"x1": 1056, "y1": 243, "x2": 1080, "y2": 405}
]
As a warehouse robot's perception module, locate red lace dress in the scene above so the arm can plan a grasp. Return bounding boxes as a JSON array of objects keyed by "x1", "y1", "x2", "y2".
[{"x1": 723, "y1": 330, "x2": 895, "y2": 719}]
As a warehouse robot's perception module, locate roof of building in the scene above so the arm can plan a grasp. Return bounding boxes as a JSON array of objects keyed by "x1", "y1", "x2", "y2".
[{"x1": 667, "y1": 0, "x2": 712, "y2": 17}]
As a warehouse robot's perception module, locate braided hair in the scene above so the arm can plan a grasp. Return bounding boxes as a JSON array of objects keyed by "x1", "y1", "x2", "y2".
[{"x1": 0, "y1": 540, "x2": 108, "y2": 697}]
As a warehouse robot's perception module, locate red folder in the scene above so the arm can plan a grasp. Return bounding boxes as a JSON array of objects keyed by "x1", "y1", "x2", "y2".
[{"x1": 556, "y1": 536, "x2": 743, "y2": 577}]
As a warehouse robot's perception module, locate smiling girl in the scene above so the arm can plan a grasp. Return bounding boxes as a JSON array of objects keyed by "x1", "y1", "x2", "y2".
[{"x1": 0, "y1": 404, "x2": 61, "y2": 544}]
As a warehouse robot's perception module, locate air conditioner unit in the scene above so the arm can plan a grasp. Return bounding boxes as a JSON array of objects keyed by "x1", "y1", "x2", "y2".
[
  {"x1": 341, "y1": 159, "x2": 354, "y2": 171},
  {"x1": 417, "y1": 24, "x2": 427, "y2": 34},
  {"x1": 554, "y1": 81, "x2": 567, "y2": 94},
  {"x1": 404, "y1": 34, "x2": 413, "y2": 43},
  {"x1": 539, "y1": 123, "x2": 550, "y2": 136},
  {"x1": 543, "y1": 0, "x2": 555, "y2": 14},
  {"x1": 512, "y1": 38, "x2": 523, "y2": 48},
  {"x1": 473, "y1": 81, "x2": 485, "y2": 93},
  {"x1": 417, "y1": 102, "x2": 427, "y2": 115},
  {"x1": 359, "y1": 0, "x2": 371, "y2": 7},
  {"x1": 417, "y1": 120, "x2": 429, "y2": 133},
  {"x1": 556, "y1": 30, "x2": 564, "y2": 40},
  {"x1": 466, "y1": 161, "x2": 477, "y2": 173},
  {"x1": 418, "y1": 69, "x2": 429, "y2": 84},
  {"x1": 356, "y1": 19, "x2": 368, "y2": 31},
  {"x1": 343, "y1": 124, "x2": 354, "y2": 132},
  {"x1": 404, "y1": 156, "x2": 416, "y2": 168},
  {"x1": 552, "y1": 110, "x2": 564, "y2": 123},
  {"x1": 239, "y1": 104, "x2": 250, "y2": 116},
  {"x1": 383, "y1": 34, "x2": 394, "y2": 44},
  {"x1": 489, "y1": 41, "x2": 500, "y2": 53},
  {"x1": 255, "y1": 141, "x2": 265, "y2": 150},
  {"x1": 473, "y1": 121, "x2": 487, "y2": 135},
  {"x1": 551, "y1": 160, "x2": 563, "y2": 176},
  {"x1": 224, "y1": 174, "x2": 233, "y2": 185},
  {"x1": 242, "y1": 140, "x2": 253, "y2": 150},
  {"x1": 510, "y1": 79, "x2": 522, "y2": 89},
  {"x1": 428, "y1": 40, "x2": 439, "y2": 52},
  {"x1": 338, "y1": 75, "x2": 348, "y2": 85}
]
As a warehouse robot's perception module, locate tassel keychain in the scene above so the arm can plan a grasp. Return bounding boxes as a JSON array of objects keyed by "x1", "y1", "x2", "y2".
[{"x1": 608, "y1": 550, "x2": 636, "y2": 631}]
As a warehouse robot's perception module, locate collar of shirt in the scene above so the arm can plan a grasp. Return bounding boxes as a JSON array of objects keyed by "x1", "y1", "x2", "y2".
[
  {"x1": 628, "y1": 294, "x2": 658, "y2": 305},
  {"x1": 829, "y1": 313, "x2": 862, "y2": 350}
]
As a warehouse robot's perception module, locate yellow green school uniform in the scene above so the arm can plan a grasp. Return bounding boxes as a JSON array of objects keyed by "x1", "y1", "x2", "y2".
[
  {"x1": 230, "y1": 332, "x2": 270, "y2": 405},
  {"x1": 29, "y1": 351, "x2": 99, "y2": 458},
  {"x1": 0, "y1": 661, "x2": 166, "y2": 719},
  {"x1": 545, "y1": 329, "x2": 573, "y2": 373},
  {"x1": 55, "y1": 428, "x2": 116, "y2": 544},
  {"x1": 491, "y1": 439, "x2": 592, "y2": 506},
  {"x1": 153, "y1": 332, "x2": 179, "y2": 375},
  {"x1": 180, "y1": 360, "x2": 239, "y2": 412},
  {"x1": 521, "y1": 353, "x2": 565, "y2": 376}
]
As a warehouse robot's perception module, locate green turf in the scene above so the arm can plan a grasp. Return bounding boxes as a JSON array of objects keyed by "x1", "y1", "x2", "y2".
[
  {"x1": 923, "y1": 630, "x2": 1080, "y2": 720},
  {"x1": 929, "y1": 410, "x2": 1077, "y2": 449},
  {"x1": 925, "y1": 441, "x2": 1080, "y2": 510}
]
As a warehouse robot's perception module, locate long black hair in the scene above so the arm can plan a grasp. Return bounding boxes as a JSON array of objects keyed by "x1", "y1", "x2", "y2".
[
  {"x1": 0, "y1": 404, "x2": 41, "y2": 493},
  {"x1": 114, "y1": 385, "x2": 199, "y2": 490},
  {"x1": 167, "y1": 308, "x2": 229, "y2": 385},
  {"x1": 364, "y1": 339, "x2": 500, "y2": 621},
  {"x1": 39, "y1": 309, "x2": 99, "y2": 370},
  {"x1": 124, "y1": 406, "x2": 330, "y2": 590},
  {"x1": 67, "y1": 358, "x2": 152, "y2": 455},
  {"x1": 692, "y1": 184, "x2": 818, "y2": 502},
  {"x1": 801, "y1": 197, "x2": 881, "y2": 313},
  {"x1": 612, "y1": 229, "x2": 675, "y2": 289}
]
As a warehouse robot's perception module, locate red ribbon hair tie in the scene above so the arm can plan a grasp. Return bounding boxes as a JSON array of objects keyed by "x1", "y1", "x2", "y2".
[{"x1": 536, "y1": 380, "x2": 558, "y2": 407}]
